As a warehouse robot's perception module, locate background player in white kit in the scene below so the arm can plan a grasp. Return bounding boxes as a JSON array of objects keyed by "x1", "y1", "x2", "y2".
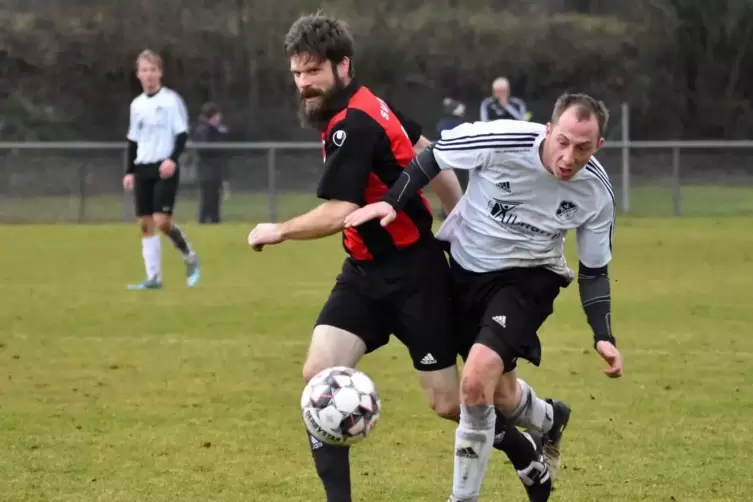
[
  {"x1": 123, "y1": 50, "x2": 200, "y2": 290},
  {"x1": 345, "y1": 93, "x2": 625, "y2": 501}
]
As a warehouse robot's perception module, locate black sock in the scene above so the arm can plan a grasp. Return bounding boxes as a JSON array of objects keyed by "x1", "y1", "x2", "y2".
[
  {"x1": 493, "y1": 408, "x2": 506, "y2": 439},
  {"x1": 165, "y1": 224, "x2": 192, "y2": 256},
  {"x1": 307, "y1": 432, "x2": 352, "y2": 502},
  {"x1": 493, "y1": 419, "x2": 538, "y2": 470}
]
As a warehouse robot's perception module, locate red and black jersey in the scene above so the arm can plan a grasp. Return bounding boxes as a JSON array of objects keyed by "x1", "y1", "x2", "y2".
[{"x1": 316, "y1": 82, "x2": 434, "y2": 261}]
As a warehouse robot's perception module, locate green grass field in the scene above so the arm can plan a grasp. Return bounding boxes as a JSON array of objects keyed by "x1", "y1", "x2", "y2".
[{"x1": 1, "y1": 218, "x2": 752, "y2": 501}]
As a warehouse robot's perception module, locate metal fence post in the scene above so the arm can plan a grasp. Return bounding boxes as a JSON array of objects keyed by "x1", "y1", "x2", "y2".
[
  {"x1": 267, "y1": 147, "x2": 277, "y2": 222},
  {"x1": 621, "y1": 102, "x2": 630, "y2": 213},
  {"x1": 77, "y1": 162, "x2": 87, "y2": 223},
  {"x1": 121, "y1": 145, "x2": 130, "y2": 222},
  {"x1": 672, "y1": 147, "x2": 681, "y2": 217}
]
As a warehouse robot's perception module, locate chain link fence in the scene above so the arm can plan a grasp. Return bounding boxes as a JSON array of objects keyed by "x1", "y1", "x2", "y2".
[{"x1": 2, "y1": 139, "x2": 753, "y2": 223}]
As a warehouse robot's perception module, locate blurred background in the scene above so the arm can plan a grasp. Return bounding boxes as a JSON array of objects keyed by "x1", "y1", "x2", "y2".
[{"x1": 2, "y1": 0, "x2": 753, "y2": 223}]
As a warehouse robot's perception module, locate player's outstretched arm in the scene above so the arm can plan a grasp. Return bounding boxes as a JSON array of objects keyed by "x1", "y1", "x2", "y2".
[
  {"x1": 343, "y1": 145, "x2": 443, "y2": 228},
  {"x1": 578, "y1": 262, "x2": 623, "y2": 377},
  {"x1": 248, "y1": 200, "x2": 358, "y2": 251},
  {"x1": 402, "y1": 134, "x2": 465, "y2": 214}
]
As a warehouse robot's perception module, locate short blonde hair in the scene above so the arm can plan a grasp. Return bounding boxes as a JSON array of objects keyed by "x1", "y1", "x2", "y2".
[{"x1": 136, "y1": 49, "x2": 163, "y2": 70}]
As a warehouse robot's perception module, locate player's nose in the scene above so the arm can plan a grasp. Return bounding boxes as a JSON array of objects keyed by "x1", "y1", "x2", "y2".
[{"x1": 562, "y1": 147, "x2": 575, "y2": 165}]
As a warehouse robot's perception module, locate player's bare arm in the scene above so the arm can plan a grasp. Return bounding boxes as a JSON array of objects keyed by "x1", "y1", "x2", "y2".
[
  {"x1": 248, "y1": 200, "x2": 359, "y2": 251},
  {"x1": 413, "y1": 135, "x2": 432, "y2": 154},
  {"x1": 430, "y1": 170, "x2": 464, "y2": 215}
]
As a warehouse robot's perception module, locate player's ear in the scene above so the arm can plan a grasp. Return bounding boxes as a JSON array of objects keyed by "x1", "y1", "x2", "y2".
[
  {"x1": 545, "y1": 122, "x2": 552, "y2": 136},
  {"x1": 595, "y1": 137, "x2": 605, "y2": 151},
  {"x1": 336, "y1": 57, "x2": 351, "y2": 79}
]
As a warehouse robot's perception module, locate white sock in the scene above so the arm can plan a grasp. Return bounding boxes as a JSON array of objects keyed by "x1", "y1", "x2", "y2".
[
  {"x1": 508, "y1": 378, "x2": 553, "y2": 434},
  {"x1": 452, "y1": 404, "x2": 496, "y2": 501},
  {"x1": 142, "y1": 235, "x2": 162, "y2": 281}
]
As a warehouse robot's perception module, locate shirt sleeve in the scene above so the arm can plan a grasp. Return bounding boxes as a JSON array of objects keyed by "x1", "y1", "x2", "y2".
[
  {"x1": 576, "y1": 197, "x2": 615, "y2": 269},
  {"x1": 171, "y1": 94, "x2": 189, "y2": 135},
  {"x1": 384, "y1": 100, "x2": 422, "y2": 145},
  {"x1": 316, "y1": 110, "x2": 379, "y2": 205},
  {"x1": 126, "y1": 102, "x2": 138, "y2": 142},
  {"x1": 432, "y1": 121, "x2": 494, "y2": 171}
]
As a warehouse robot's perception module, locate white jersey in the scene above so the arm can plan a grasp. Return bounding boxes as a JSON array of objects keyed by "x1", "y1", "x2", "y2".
[
  {"x1": 434, "y1": 119, "x2": 615, "y2": 282},
  {"x1": 126, "y1": 87, "x2": 189, "y2": 164}
]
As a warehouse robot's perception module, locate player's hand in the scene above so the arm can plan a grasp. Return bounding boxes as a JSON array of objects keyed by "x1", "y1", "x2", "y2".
[
  {"x1": 123, "y1": 174, "x2": 135, "y2": 191},
  {"x1": 344, "y1": 201, "x2": 397, "y2": 228},
  {"x1": 159, "y1": 159, "x2": 177, "y2": 178},
  {"x1": 247, "y1": 223, "x2": 283, "y2": 252},
  {"x1": 595, "y1": 341, "x2": 623, "y2": 378}
]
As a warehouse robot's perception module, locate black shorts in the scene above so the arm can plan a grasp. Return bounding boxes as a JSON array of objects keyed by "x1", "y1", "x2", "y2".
[
  {"x1": 450, "y1": 258, "x2": 568, "y2": 372},
  {"x1": 316, "y1": 239, "x2": 456, "y2": 372},
  {"x1": 133, "y1": 162, "x2": 180, "y2": 216}
]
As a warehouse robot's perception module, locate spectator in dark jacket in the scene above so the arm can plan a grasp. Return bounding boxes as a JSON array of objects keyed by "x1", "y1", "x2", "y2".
[
  {"x1": 193, "y1": 102, "x2": 229, "y2": 224},
  {"x1": 479, "y1": 77, "x2": 529, "y2": 122}
]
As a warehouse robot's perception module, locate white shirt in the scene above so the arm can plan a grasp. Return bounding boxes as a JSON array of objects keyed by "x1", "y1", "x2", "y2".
[
  {"x1": 127, "y1": 87, "x2": 189, "y2": 164},
  {"x1": 434, "y1": 119, "x2": 615, "y2": 282}
]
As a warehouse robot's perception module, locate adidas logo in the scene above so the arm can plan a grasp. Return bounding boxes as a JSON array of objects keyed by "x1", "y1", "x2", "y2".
[
  {"x1": 309, "y1": 435, "x2": 323, "y2": 450},
  {"x1": 496, "y1": 181, "x2": 511, "y2": 193},
  {"x1": 492, "y1": 315, "x2": 506, "y2": 328},
  {"x1": 420, "y1": 353, "x2": 437, "y2": 365}
]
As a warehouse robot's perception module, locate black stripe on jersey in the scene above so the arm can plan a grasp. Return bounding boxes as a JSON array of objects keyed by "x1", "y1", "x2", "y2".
[
  {"x1": 585, "y1": 161, "x2": 615, "y2": 205},
  {"x1": 437, "y1": 132, "x2": 539, "y2": 144},
  {"x1": 434, "y1": 141, "x2": 535, "y2": 152},
  {"x1": 349, "y1": 219, "x2": 400, "y2": 258},
  {"x1": 585, "y1": 160, "x2": 615, "y2": 250}
]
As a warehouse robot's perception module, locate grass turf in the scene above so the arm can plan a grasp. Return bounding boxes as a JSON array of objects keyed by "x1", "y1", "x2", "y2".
[{"x1": 0, "y1": 217, "x2": 751, "y2": 501}]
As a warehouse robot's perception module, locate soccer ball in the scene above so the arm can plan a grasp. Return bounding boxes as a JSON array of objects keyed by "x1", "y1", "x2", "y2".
[{"x1": 301, "y1": 366, "x2": 381, "y2": 446}]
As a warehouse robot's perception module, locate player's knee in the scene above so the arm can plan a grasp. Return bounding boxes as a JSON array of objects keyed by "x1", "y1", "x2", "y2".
[
  {"x1": 302, "y1": 359, "x2": 326, "y2": 384},
  {"x1": 154, "y1": 214, "x2": 171, "y2": 233},
  {"x1": 138, "y1": 216, "x2": 155, "y2": 235},
  {"x1": 461, "y1": 344, "x2": 503, "y2": 405},
  {"x1": 429, "y1": 392, "x2": 460, "y2": 421},
  {"x1": 418, "y1": 366, "x2": 460, "y2": 421},
  {"x1": 460, "y1": 373, "x2": 488, "y2": 406}
]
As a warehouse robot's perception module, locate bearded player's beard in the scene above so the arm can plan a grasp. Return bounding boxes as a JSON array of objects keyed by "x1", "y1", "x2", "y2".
[{"x1": 297, "y1": 75, "x2": 347, "y2": 130}]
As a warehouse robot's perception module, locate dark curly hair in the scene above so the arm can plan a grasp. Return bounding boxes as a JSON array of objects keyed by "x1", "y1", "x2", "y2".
[{"x1": 284, "y1": 13, "x2": 355, "y2": 76}]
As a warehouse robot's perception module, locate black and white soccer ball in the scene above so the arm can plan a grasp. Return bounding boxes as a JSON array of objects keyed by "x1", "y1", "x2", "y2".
[{"x1": 301, "y1": 366, "x2": 381, "y2": 446}]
